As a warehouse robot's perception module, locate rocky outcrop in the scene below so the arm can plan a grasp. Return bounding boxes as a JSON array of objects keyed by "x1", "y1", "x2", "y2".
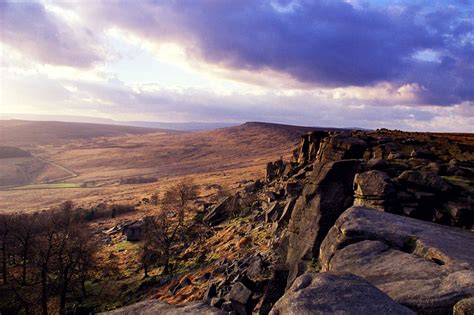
[
  {"x1": 123, "y1": 220, "x2": 144, "y2": 242},
  {"x1": 265, "y1": 160, "x2": 285, "y2": 182},
  {"x1": 353, "y1": 170, "x2": 395, "y2": 211},
  {"x1": 316, "y1": 133, "x2": 367, "y2": 162},
  {"x1": 228, "y1": 282, "x2": 253, "y2": 313},
  {"x1": 100, "y1": 300, "x2": 224, "y2": 315},
  {"x1": 269, "y1": 272, "x2": 415, "y2": 315},
  {"x1": 284, "y1": 159, "x2": 363, "y2": 284},
  {"x1": 203, "y1": 196, "x2": 232, "y2": 226},
  {"x1": 320, "y1": 206, "x2": 474, "y2": 314},
  {"x1": 98, "y1": 129, "x2": 474, "y2": 315},
  {"x1": 397, "y1": 170, "x2": 451, "y2": 193},
  {"x1": 294, "y1": 130, "x2": 328, "y2": 165},
  {"x1": 453, "y1": 297, "x2": 474, "y2": 315}
]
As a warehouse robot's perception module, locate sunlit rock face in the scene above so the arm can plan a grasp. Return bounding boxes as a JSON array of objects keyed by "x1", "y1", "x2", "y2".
[
  {"x1": 270, "y1": 272, "x2": 415, "y2": 315},
  {"x1": 320, "y1": 206, "x2": 474, "y2": 314}
]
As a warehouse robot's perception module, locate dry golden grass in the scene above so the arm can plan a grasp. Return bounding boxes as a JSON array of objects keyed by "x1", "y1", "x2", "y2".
[
  {"x1": 0, "y1": 122, "x2": 306, "y2": 212},
  {"x1": 0, "y1": 119, "x2": 168, "y2": 146}
]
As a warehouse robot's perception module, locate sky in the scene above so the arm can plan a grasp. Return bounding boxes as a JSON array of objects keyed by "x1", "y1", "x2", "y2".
[{"x1": 0, "y1": 0, "x2": 473, "y2": 132}]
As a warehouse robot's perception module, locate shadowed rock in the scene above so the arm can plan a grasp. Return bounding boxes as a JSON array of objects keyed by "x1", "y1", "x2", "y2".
[
  {"x1": 295, "y1": 131, "x2": 328, "y2": 165},
  {"x1": 397, "y1": 170, "x2": 451, "y2": 193},
  {"x1": 203, "y1": 196, "x2": 231, "y2": 226},
  {"x1": 353, "y1": 170, "x2": 395, "y2": 211},
  {"x1": 269, "y1": 272, "x2": 415, "y2": 315},
  {"x1": 316, "y1": 134, "x2": 367, "y2": 162},
  {"x1": 100, "y1": 300, "x2": 224, "y2": 315},
  {"x1": 320, "y1": 206, "x2": 474, "y2": 314},
  {"x1": 265, "y1": 159, "x2": 285, "y2": 182},
  {"x1": 284, "y1": 159, "x2": 363, "y2": 284}
]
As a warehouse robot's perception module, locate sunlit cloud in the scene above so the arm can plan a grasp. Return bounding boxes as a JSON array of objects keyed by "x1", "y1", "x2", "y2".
[{"x1": 0, "y1": 0, "x2": 473, "y2": 132}]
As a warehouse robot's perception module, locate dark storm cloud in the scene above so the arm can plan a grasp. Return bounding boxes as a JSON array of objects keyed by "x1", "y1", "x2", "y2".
[
  {"x1": 0, "y1": 1, "x2": 104, "y2": 68},
  {"x1": 74, "y1": 0, "x2": 473, "y2": 105},
  {"x1": 3, "y1": 0, "x2": 473, "y2": 107}
]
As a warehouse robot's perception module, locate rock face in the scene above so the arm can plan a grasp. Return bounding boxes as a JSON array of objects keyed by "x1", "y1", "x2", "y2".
[
  {"x1": 397, "y1": 170, "x2": 451, "y2": 193},
  {"x1": 284, "y1": 159, "x2": 363, "y2": 284},
  {"x1": 100, "y1": 300, "x2": 225, "y2": 315},
  {"x1": 122, "y1": 220, "x2": 144, "y2": 242},
  {"x1": 203, "y1": 196, "x2": 232, "y2": 226},
  {"x1": 269, "y1": 272, "x2": 415, "y2": 315},
  {"x1": 265, "y1": 160, "x2": 286, "y2": 182},
  {"x1": 294, "y1": 131, "x2": 328, "y2": 165},
  {"x1": 316, "y1": 133, "x2": 367, "y2": 162},
  {"x1": 353, "y1": 170, "x2": 395, "y2": 211},
  {"x1": 106, "y1": 129, "x2": 473, "y2": 315},
  {"x1": 320, "y1": 206, "x2": 474, "y2": 314},
  {"x1": 453, "y1": 297, "x2": 474, "y2": 315}
]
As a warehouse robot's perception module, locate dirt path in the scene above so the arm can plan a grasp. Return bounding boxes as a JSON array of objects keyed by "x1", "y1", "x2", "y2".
[{"x1": 33, "y1": 155, "x2": 79, "y2": 184}]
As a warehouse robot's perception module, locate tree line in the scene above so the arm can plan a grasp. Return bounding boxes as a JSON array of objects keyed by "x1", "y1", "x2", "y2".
[
  {"x1": 141, "y1": 179, "x2": 204, "y2": 277},
  {"x1": 0, "y1": 179, "x2": 245, "y2": 313},
  {"x1": 0, "y1": 201, "x2": 98, "y2": 314}
]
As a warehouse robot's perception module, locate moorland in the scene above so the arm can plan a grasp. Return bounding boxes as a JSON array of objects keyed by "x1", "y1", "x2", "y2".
[{"x1": 1, "y1": 120, "x2": 473, "y2": 314}]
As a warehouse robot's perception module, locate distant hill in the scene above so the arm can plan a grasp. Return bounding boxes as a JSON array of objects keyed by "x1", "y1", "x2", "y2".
[
  {"x1": 0, "y1": 146, "x2": 32, "y2": 159},
  {"x1": 0, "y1": 120, "x2": 171, "y2": 146},
  {"x1": 0, "y1": 113, "x2": 239, "y2": 131},
  {"x1": 241, "y1": 121, "x2": 349, "y2": 134}
]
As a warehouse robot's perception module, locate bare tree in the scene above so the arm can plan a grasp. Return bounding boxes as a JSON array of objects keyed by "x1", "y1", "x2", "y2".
[
  {"x1": 140, "y1": 179, "x2": 199, "y2": 274},
  {"x1": 140, "y1": 217, "x2": 161, "y2": 278},
  {"x1": 31, "y1": 210, "x2": 57, "y2": 315},
  {"x1": 1, "y1": 201, "x2": 99, "y2": 314},
  {"x1": 0, "y1": 214, "x2": 11, "y2": 285},
  {"x1": 11, "y1": 213, "x2": 37, "y2": 285}
]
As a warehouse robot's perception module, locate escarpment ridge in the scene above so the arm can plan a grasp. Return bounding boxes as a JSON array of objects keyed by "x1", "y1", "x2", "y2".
[{"x1": 103, "y1": 128, "x2": 474, "y2": 314}]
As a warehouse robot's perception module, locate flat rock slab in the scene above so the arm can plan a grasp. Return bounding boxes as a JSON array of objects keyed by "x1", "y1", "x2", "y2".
[
  {"x1": 269, "y1": 272, "x2": 415, "y2": 315},
  {"x1": 320, "y1": 206, "x2": 474, "y2": 314},
  {"x1": 100, "y1": 300, "x2": 224, "y2": 315}
]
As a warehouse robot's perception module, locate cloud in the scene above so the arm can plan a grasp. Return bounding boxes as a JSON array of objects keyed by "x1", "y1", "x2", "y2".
[
  {"x1": 67, "y1": 0, "x2": 473, "y2": 106},
  {"x1": 1, "y1": 0, "x2": 473, "y2": 131},
  {"x1": 0, "y1": 1, "x2": 105, "y2": 68},
  {"x1": 5, "y1": 71, "x2": 472, "y2": 132}
]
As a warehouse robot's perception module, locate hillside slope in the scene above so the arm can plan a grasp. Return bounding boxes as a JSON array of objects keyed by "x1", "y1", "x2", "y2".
[
  {"x1": 32, "y1": 122, "x2": 320, "y2": 183},
  {"x1": 97, "y1": 128, "x2": 474, "y2": 314},
  {"x1": 0, "y1": 122, "x2": 326, "y2": 211},
  {"x1": 0, "y1": 120, "x2": 172, "y2": 146}
]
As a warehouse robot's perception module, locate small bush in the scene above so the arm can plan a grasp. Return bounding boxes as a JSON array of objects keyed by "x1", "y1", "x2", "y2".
[
  {"x1": 120, "y1": 176, "x2": 157, "y2": 185},
  {"x1": 82, "y1": 203, "x2": 135, "y2": 221}
]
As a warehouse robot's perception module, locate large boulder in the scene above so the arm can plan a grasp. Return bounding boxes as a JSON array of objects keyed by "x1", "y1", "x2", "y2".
[
  {"x1": 203, "y1": 196, "x2": 232, "y2": 226},
  {"x1": 353, "y1": 170, "x2": 395, "y2": 211},
  {"x1": 316, "y1": 134, "x2": 367, "y2": 162},
  {"x1": 269, "y1": 272, "x2": 415, "y2": 315},
  {"x1": 397, "y1": 170, "x2": 451, "y2": 193},
  {"x1": 100, "y1": 300, "x2": 225, "y2": 315},
  {"x1": 284, "y1": 159, "x2": 363, "y2": 284},
  {"x1": 453, "y1": 297, "x2": 474, "y2": 315},
  {"x1": 265, "y1": 160, "x2": 286, "y2": 182},
  {"x1": 320, "y1": 206, "x2": 474, "y2": 314},
  {"x1": 353, "y1": 170, "x2": 395, "y2": 198},
  {"x1": 228, "y1": 282, "x2": 253, "y2": 314},
  {"x1": 295, "y1": 131, "x2": 328, "y2": 165}
]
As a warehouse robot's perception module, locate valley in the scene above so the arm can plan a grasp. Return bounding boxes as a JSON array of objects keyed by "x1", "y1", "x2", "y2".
[
  {"x1": 0, "y1": 121, "x2": 314, "y2": 212},
  {"x1": 1, "y1": 120, "x2": 473, "y2": 314},
  {"x1": 2, "y1": 2, "x2": 472, "y2": 314}
]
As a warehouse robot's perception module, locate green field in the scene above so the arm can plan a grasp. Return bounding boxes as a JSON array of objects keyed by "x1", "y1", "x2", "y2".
[{"x1": 8, "y1": 183, "x2": 83, "y2": 190}]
